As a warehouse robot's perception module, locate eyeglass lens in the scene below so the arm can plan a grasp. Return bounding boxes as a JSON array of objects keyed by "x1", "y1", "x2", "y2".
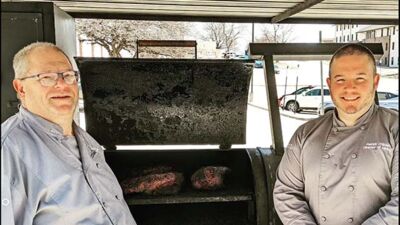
[{"x1": 38, "y1": 71, "x2": 78, "y2": 86}]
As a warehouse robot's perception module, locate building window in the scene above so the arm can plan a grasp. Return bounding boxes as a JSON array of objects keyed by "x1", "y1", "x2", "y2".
[
  {"x1": 336, "y1": 25, "x2": 339, "y2": 31},
  {"x1": 384, "y1": 57, "x2": 387, "y2": 65},
  {"x1": 347, "y1": 35, "x2": 349, "y2": 41},
  {"x1": 339, "y1": 36, "x2": 341, "y2": 42},
  {"x1": 386, "y1": 43, "x2": 388, "y2": 50},
  {"x1": 391, "y1": 57, "x2": 394, "y2": 65},
  {"x1": 351, "y1": 34, "x2": 354, "y2": 41},
  {"x1": 392, "y1": 42, "x2": 395, "y2": 50},
  {"x1": 393, "y1": 27, "x2": 396, "y2": 35}
]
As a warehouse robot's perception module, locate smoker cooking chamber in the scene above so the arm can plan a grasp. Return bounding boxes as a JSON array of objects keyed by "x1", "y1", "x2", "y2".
[{"x1": 76, "y1": 57, "x2": 281, "y2": 225}]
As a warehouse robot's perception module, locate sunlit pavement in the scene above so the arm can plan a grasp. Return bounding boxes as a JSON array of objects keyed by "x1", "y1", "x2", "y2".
[{"x1": 246, "y1": 68, "x2": 314, "y2": 148}]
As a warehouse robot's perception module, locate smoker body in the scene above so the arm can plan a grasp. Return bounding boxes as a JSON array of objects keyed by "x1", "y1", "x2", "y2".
[{"x1": 76, "y1": 58, "x2": 282, "y2": 225}]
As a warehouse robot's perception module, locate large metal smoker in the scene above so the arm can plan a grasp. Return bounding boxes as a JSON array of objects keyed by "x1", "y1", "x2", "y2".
[
  {"x1": 75, "y1": 56, "x2": 281, "y2": 225},
  {"x1": 75, "y1": 43, "x2": 383, "y2": 225}
]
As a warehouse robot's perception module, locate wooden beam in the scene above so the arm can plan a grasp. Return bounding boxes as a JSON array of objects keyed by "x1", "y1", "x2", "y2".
[
  {"x1": 249, "y1": 43, "x2": 383, "y2": 56},
  {"x1": 271, "y1": 0, "x2": 324, "y2": 23}
]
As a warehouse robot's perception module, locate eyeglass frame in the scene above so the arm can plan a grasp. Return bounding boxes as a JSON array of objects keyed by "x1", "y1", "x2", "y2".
[{"x1": 18, "y1": 70, "x2": 80, "y2": 87}]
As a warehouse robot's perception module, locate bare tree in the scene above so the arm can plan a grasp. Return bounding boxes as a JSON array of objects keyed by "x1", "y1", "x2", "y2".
[
  {"x1": 257, "y1": 24, "x2": 294, "y2": 43},
  {"x1": 202, "y1": 23, "x2": 241, "y2": 52},
  {"x1": 76, "y1": 19, "x2": 188, "y2": 57}
]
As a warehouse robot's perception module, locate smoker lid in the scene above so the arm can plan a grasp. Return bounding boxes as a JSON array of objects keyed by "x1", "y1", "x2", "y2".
[{"x1": 75, "y1": 58, "x2": 252, "y2": 148}]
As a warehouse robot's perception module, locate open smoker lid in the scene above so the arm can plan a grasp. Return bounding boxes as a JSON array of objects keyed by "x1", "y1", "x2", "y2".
[{"x1": 75, "y1": 58, "x2": 252, "y2": 148}]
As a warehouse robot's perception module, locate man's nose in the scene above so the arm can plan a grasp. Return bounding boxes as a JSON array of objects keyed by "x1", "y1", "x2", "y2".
[
  {"x1": 344, "y1": 80, "x2": 356, "y2": 89},
  {"x1": 54, "y1": 75, "x2": 69, "y2": 87}
]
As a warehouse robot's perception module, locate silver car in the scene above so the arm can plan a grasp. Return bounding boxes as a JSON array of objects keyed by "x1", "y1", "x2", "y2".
[{"x1": 318, "y1": 95, "x2": 399, "y2": 115}]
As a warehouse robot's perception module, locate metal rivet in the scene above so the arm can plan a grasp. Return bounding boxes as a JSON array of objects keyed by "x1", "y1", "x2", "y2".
[
  {"x1": 348, "y1": 185, "x2": 355, "y2": 192},
  {"x1": 347, "y1": 218, "x2": 353, "y2": 223},
  {"x1": 351, "y1": 153, "x2": 357, "y2": 159},
  {"x1": 320, "y1": 186, "x2": 327, "y2": 191},
  {"x1": 321, "y1": 216, "x2": 327, "y2": 222}
]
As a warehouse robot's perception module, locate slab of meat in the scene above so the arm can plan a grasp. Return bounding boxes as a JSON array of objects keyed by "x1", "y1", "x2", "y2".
[
  {"x1": 121, "y1": 166, "x2": 184, "y2": 195},
  {"x1": 130, "y1": 165, "x2": 174, "y2": 177},
  {"x1": 191, "y1": 166, "x2": 231, "y2": 190}
]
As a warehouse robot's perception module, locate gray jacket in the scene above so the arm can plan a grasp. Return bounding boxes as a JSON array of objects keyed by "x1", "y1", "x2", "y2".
[
  {"x1": 1, "y1": 107, "x2": 136, "y2": 225},
  {"x1": 274, "y1": 104, "x2": 398, "y2": 225}
]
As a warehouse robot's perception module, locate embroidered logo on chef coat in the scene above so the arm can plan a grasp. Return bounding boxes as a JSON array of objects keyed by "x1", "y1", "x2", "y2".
[{"x1": 363, "y1": 142, "x2": 391, "y2": 151}]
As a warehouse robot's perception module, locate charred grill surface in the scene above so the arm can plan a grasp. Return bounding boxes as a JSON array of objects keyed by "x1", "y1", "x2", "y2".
[{"x1": 75, "y1": 58, "x2": 252, "y2": 148}]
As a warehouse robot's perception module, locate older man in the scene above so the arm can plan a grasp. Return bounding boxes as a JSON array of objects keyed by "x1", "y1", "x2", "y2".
[
  {"x1": 1, "y1": 42, "x2": 136, "y2": 225},
  {"x1": 273, "y1": 43, "x2": 398, "y2": 225}
]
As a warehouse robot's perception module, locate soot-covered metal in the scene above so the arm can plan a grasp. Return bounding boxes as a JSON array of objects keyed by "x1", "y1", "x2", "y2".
[{"x1": 75, "y1": 58, "x2": 252, "y2": 148}]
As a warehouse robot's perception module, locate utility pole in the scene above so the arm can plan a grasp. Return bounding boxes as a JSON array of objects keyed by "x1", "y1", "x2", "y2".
[
  {"x1": 294, "y1": 64, "x2": 299, "y2": 114},
  {"x1": 319, "y1": 30, "x2": 324, "y2": 115},
  {"x1": 249, "y1": 23, "x2": 255, "y2": 102}
]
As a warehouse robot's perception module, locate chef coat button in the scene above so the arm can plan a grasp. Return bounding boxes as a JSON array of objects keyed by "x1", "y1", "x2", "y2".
[
  {"x1": 2, "y1": 198, "x2": 10, "y2": 206},
  {"x1": 115, "y1": 195, "x2": 119, "y2": 200},
  {"x1": 351, "y1": 153, "x2": 358, "y2": 159},
  {"x1": 321, "y1": 216, "x2": 327, "y2": 222},
  {"x1": 103, "y1": 202, "x2": 106, "y2": 207},
  {"x1": 96, "y1": 163, "x2": 100, "y2": 168},
  {"x1": 348, "y1": 185, "x2": 355, "y2": 192},
  {"x1": 347, "y1": 217, "x2": 354, "y2": 223},
  {"x1": 320, "y1": 186, "x2": 327, "y2": 191},
  {"x1": 323, "y1": 153, "x2": 330, "y2": 159}
]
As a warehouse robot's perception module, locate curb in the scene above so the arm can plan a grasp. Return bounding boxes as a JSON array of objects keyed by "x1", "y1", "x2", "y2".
[
  {"x1": 279, "y1": 111, "x2": 317, "y2": 121},
  {"x1": 248, "y1": 103, "x2": 318, "y2": 121}
]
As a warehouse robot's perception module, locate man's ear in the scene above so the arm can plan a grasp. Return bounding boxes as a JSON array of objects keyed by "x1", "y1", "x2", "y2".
[
  {"x1": 373, "y1": 73, "x2": 380, "y2": 90},
  {"x1": 326, "y1": 77, "x2": 331, "y2": 89},
  {"x1": 13, "y1": 79, "x2": 25, "y2": 99}
]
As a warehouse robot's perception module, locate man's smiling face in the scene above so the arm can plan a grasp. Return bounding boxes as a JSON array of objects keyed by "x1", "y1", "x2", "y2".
[
  {"x1": 327, "y1": 53, "x2": 380, "y2": 120},
  {"x1": 13, "y1": 46, "x2": 78, "y2": 122}
]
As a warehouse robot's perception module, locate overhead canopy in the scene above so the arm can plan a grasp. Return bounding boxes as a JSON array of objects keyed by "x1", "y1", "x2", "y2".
[{"x1": 2, "y1": 0, "x2": 398, "y2": 24}]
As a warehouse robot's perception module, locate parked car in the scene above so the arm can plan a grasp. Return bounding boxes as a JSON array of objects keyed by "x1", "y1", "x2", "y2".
[
  {"x1": 254, "y1": 60, "x2": 263, "y2": 68},
  {"x1": 377, "y1": 91, "x2": 398, "y2": 100},
  {"x1": 234, "y1": 55, "x2": 250, "y2": 60},
  {"x1": 317, "y1": 101, "x2": 335, "y2": 115},
  {"x1": 380, "y1": 96, "x2": 399, "y2": 111},
  {"x1": 278, "y1": 85, "x2": 314, "y2": 108},
  {"x1": 283, "y1": 87, "x2": 331, "y2": 112},
  {"x1": 223, "y1": 52, "x2": 236, "y2": 59},
  {"x1": 317, "y1": 92, "x2": 399, "y2": 115},
  {"x1": 254, "y1": 60, "x2": 280, "y2": 74}
]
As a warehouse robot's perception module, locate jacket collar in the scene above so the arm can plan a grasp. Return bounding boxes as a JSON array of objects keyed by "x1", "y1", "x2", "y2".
[
  {"x1": 332, "y1": 104, "x2": 377, "y2": 130},
  {"x1": 18, "y1": 106, "x2": 66, "y2": 138}
]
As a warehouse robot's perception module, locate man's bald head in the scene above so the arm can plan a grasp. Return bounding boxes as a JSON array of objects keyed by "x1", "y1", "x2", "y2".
[{"x1": 13, "y1": 42, "x2": 71, "y2": 79}]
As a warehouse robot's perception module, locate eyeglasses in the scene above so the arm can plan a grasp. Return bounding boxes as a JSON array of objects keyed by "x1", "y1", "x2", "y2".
[{"x1": 19, "y1": 70, "x2": 80, "y2": 87}]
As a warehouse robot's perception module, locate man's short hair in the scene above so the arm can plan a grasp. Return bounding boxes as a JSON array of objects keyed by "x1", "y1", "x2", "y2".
[
  {"x1": 329, "y1": 43, "x2": 377, "y2": 76},
  {"x1": 13, "y1": 42, "x2": 69, "y2": 79}
]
